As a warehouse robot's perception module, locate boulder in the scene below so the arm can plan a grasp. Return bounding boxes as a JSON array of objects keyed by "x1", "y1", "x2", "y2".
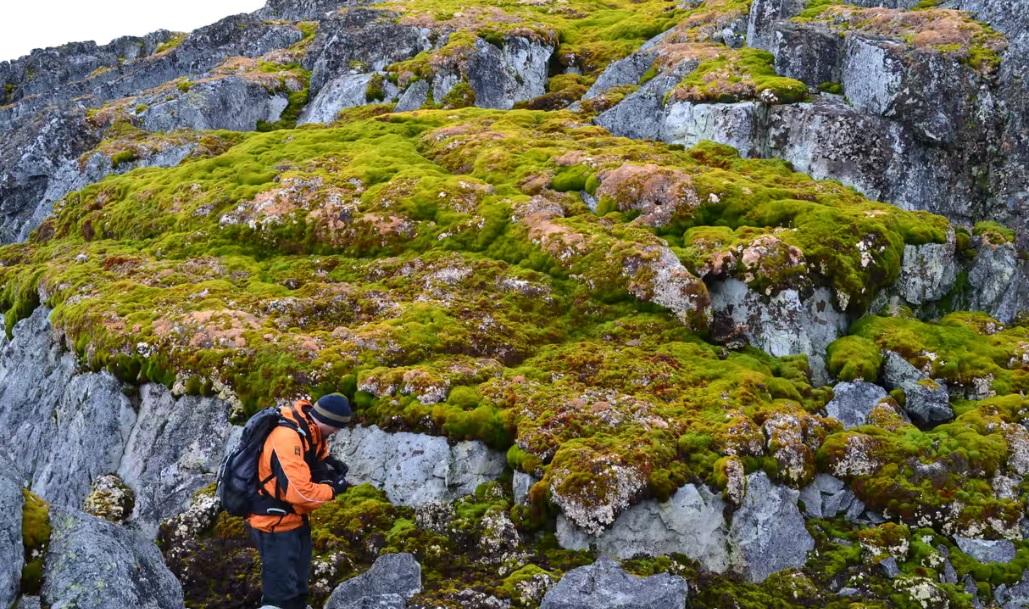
[
  {"x1": 662, "y1": 101, "x2": 766, "y2": 157},
  {"x1": 42, "y1": 507, "x2": 184, "y2": 609},
  {"x1": 954, "y1": 536, "x2": 1017, "y2": 564},
  {"x1": 324, "y1": 553, "x2": 421, "y2": 609},
  {"x1": 709, "y1": 279, "x2": 848, "y2": 385},
  {"x1": 896, "y1": 231, "x2": 957, "y2": 305},
  {"x1": 330, "y1": 425, "x2": 506, "y2": 506},
  {"x1": 394, "y1": 81, "x2": 430, "y2": 112},
  {"x1": 555, "y1": 484, "x2": 729, "y2": 573},
  {"x1": 729, "y1": 471, "x2": 814, "y2": 582},
  {"x1": 967, "y1": 242, "x2": 1029, "y2": 323},
  {"x1": 136, "y1": 77, "x2": 290, "y2": 132},
  {"x1": 430, "y1": 36, "x2": 553, "y2": 110},
  {"x1": 583, "y1": 44, "x2": 659, "y2": 99},
  {"x1": 117, "y1": 384, "x2": 235, "y2": 537},
  {"x1": 747, "y1": 0, "x2": 806, "y2": 50},
  {"x1": 0, "y1": 307, "x2": 137, "y2": 508},
  {"x1": 996, "y1": 570, "x2": 1029, "y2": 609},
  {"x1": 512, "y1": 471, "x2": 538, "y2": 505},
  {"x1": 799, "y1": 473, "x2": 865, "y2": 520},
  {"x1": 0, "y1": 474, "x2": 24, "y2": 609},
  {"x1": 825, "y1": 381, "x2": 888, "y2": 429},
  {"x1": 300, "y1": 73, "x2": 399, "y2": 125},
  {"x1": 82, "y1": 474, "x2": 135, "y2": 523},
  {"x1": 881, "y1": 351, "x2": 954, "y2": 427},
  {"x1": 539, "y1": 557, "x2": 688, "y2": 609}
]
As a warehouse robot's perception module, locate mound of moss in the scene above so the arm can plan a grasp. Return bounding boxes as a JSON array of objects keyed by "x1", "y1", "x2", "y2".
[{"x1": 20, "y1": 489, "x2": 51, "y2": 595}]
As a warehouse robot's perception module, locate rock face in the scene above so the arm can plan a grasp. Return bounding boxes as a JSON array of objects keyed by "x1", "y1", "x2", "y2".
[
  {"x1": 954, "y1": 536, "x2": 1016, "y2": 564},
  {"x1": 540, "y1": 557, "x2": 689, "y2": 609},
  {"x1": 330, "y1": 425, "x2": 506, "y2": 506},
  {"x1": 324, "y1": 553, "x2": 421, "y2": 609},
  {"x1": 882, "y1": 351, "x2": 954, "y2": 427},
  {"x1": 709, "y1": 279, "x2": 848, "y2": 385},
  {"x1": 117, "y1": 384, "x2": 234, "y2": 537},
  {"x1": 825, "y1": 381, "x2": 889, "y2": 429},
  {"x1": 0, "y1": 307, "x2": 234, "y2": 536},
  {"x1": 895, "y1": 233, "x2": 957, "y2": 305},
  {"x1": 799, "y1": 473, "x2": 868, "y2": 521},
  {"x1": 0, "y1": 473, "x2": 24, "y2": 609},
  {"x1": 966, "y1": 242, "x2": 1029, "y2": 323},
  {"x1": 42, "y1": 507, "x2": 184, "y2": 609},
  {"x1": 555, "y1": 484, "x2": 729, "y2": 573},
  {"x1": 135, "y1": 77, "x2": 290, "y2": 132},
  {"x1": 729, "y1": 472, "x2": 814, "y2": 583},
  {"x1": 0, "y1": 307, "x2": 137, "y2": 508}
]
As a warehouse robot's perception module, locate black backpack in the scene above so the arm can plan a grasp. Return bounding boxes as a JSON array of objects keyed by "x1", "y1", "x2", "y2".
[{"x1": 216, "y1": 406, "x2": 313, "y2": 517}]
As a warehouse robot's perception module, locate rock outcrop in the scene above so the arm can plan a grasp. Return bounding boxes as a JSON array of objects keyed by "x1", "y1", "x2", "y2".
[
  {"x1": 729, "y1": 472, "x2": 814, "y2": 582},
  {"x1": 330, "y1": 425, "x2": 506, "y2": 506},
  {"x1": 324, "y1": 553, "x2": 421, "y2": 609},
  {"x1": 555, "y1": 483, "x2": 729, "y2": 573},
  {"x1": 42, "y1": 507, "x2": 184, "y2": 609},
  {"x1": 0, "y1": 473, "x2": 23, "y2": 609},
  {"x1": 540, "y1": 558, "x2": 689, "y2": 609},
  {"x1": 825, "y1": 381, "x2": 889, "y2": 429}
]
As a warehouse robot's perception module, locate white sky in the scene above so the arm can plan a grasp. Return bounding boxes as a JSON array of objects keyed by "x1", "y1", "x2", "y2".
[{"x1": 1, "y1": 0, "x2": 267, "y2": 63}]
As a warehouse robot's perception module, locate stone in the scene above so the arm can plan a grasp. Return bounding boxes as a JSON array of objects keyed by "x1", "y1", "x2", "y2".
[
  {"x1": 995, "y1": 570, "x2": 1029, "y2": 609},
  {"x1": 709, "y1": 279, "x2": 849, "y2": 385},
  {"x1": 799, "y1": 473, "x2": 859, "y2": 519},
  {"x1": 137, "y1": 77, "x2": 290, "y2": 132},
  {"x1": 300, "y1": 73, "x2": 398, "y2": 125},
  {"x1": 661, "y1": 101, "x2": 765, "y2": 157},
  {"x1": 324, "y1": 553, "x2": 421, "y2": 609},
  {"x1": 825, "y1": 381, "x2": 888, "y2": 429},
  {"x1": 0, "y1": 307, "x2": 137, "y2": 508},
  {"x1": 903, "y1": 379, "x2": 954, "y2": 428},
  {"x1": 512, "y1": 471, "x2": 538, "y2": 505},
  {"x1": 583, "y1": 45, "x2": 658, "y2": 99},
  {"x1": 967, "y1": 242, "x2": 1029, "y2": 324},
  {"x1": 880, "y1": 556, "x2": 900, "y2": 578},
  {"x1": 117, "y1": 384, "x2": 235, "y2": 538},
  {"x1": 729, "y1": 471, "x2": 814, "y2": 582},
  {"x1": 394, "y1": 80, "x2": 430, "y2": 112},
  {"x1": 0, "y1": 473, "x2": 24, "y2": 609},
  {"x1": 555, "y1": 483, "x2": 729, "y2": 573},
  {"x1": 330, "y1": 425, "x2": 506, "y2": 506},
  {"x1": 954, "y1": 536, "x2": 1017, "y2": 564},
  {"x1": 883, "y1": 350, "x2": 927, "y2": 389},
  {"x1": 430, "y1": 37, "x2": 553, "y2": 110},
  {"x1": 896, "y1": 232, "x2": 957, "y2": 305},
  {"x1": 746, "y1": 0, "x2": 806, "y2": 50},
  {"x1": 539, "y1": 557, "x2": 688, "y2": 609},
  {"x1": 42, "y1": 507, "x2": 184, "y2": 609},
  {"x1": 82, "y1": 474, "x2": 135, "y2": 523}
]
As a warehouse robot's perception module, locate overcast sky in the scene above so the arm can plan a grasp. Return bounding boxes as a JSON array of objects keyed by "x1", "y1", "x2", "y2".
[{"x1": 1, "y1": 0, "x2": 266, "y2": 62}]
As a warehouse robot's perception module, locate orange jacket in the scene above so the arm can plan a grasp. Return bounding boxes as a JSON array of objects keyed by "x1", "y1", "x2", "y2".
[{"x1": 247, "y1": 400, "x2": 334, "y2": 532}]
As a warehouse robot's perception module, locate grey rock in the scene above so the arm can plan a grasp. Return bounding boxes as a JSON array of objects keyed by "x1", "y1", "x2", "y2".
[
  {"x1": 512, "y1": 471, "x2": 538, "y2": 505},
  {"x1": 394, "y1": 80, "x2": 429, "y2": 112},
  {"x1": 540, "y1": 557, "x2": 689, "y2": 609},
  {"x1": 325, "y1": 553, "x2": 421, "y2": 609},
  {"x1": 800, "y1": 473, "x2": 859, "y2": 520},
  {"x1": 954, "y1": 536, "x2": 1017, "y2": 564},
  {"x1": 117, "y1": 384, "x2": 234, "y2": 538},
  {"x1": 583, "y1": 45, "x2": 658, "y2": 99},
  {"x1": 896, "y1": 231, "x2": 957, "y2": 305},
  {"x1": 729, "y1": 471, "x2": 814, "y2": 582},
  {"x1": 837, "y1": 587, "x2": 860, "y2": 596},
  {"x1": 42, "y1": 507, "x2": 184, "y2": 609},
  {"x1": 967, "y1": 242, "x2": 1029, "y2": 323},
  {"x1": 330, "y1": 425, "x2": 506, "y2": 506},
  {"x1": 0, "y1": 307, "x2": 137, "y2": 508},
  {"x1": 747, "y1": 0, "x2": 805, "y2": 50},
  {"x1": 431, "y1": 37, "x2": 553, "y2": 110},
  {"x1": 709, "y1": 279, "x2": 849, "y2": 385},
  {"x1": 0, "y1": 473, "x2": 24, "y2": 609},
  {"x1": 880, "y1": 556, "x2": 900, "y2": 578},
  {"x1": 825, "y1": 381, "x2": 888, "y2": 429},
  {"x1": 595, "y1": 71, "x2": 684, "y2": 140},
  {"x1": 137, "y1": 77, "x2": 289, "y2": 132},
  {"x1": 942, "y1": 559, "x2": 959, "y2": 584},
  {"x1": 555, "y1": 484, "x2": 729, "y2": 573},
  {"x1": 996, "y1": 570, "x2": 1029, "y2": 609},
  {"x1": 662, "y1": 101, "x2": 765, "y2": 157},
  {"x1": 904, "y1": 379, "x2": 954, "y2": 428},
  {"x1": 257, "y1": 0, "x2": 351, "y2": 20},
  {"x1": 882, "y1": 350, "x2": 926, "y2": 389},
  {"x1": 772, "y1": 23, "x2": 842, "y2": 86},
  {"x1": 299, "y1": 73, "x2": 377, "y2": 125}
]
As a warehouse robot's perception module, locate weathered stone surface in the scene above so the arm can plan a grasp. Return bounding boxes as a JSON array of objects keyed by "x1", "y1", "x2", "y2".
[
  {"x1": 799, "y1": 473, "x2": 865, "y2": 520},
  {"x1": 996, "y1": 570, "x2": 1029, "y2": 609},
  {"x1": 137, "y1": 77, "x2": 289, "y2": 132},
  {"x1": 747, "y1": 0, "x2": 805, "y2": 50},
  {"x1": 394, "y1": 80, "x2": 430, "y2": 112},
  {"x1": 729, "y1": 471, "x2": 814, "y2": 582},
  {"x1": 825, "y1": 381, "x2": 888, "y2": 429},
  {"x1": 904, "y1": 379, "x2": 954, "y2": 427},
  {"x1": 512, "y1": 471, "x2": 538, "y2": 505},
  {"x1": 555, "y1": 484, "x2": 729, "y2": 573},
  {"x1": 583, "y1": 44, "x2": 658, "y2": 99},
  {"x1": 82, "y1": 474, "x2": 135, "y2": 523},
  {"x1": 329, "y1": 425, "x2": 506, "y2": 506},
  {"x1": 42, "y1": 507, "x2": 184, "y2": 609},
  {"x1": 0, "y1": 473, "x2": 24, "y2": 609},
  {"x1": 325, "y1": 553, "x2": 421, "y2": 609},
  {"x1": 540, "y1": 557, "x2": 689, "y2": 609},
  {"x1": 117, "y1": 384, "x2": 235, "y2": 538},
  {"x1": 662, "y1": 101, "x2": 765, "y2": 157},
  {"x1": 257, "y1": 0, "x2": 350, "y2": 20},
  {"x1": 300, "y1": 72, "x2": 395, "y2": 124},
  {"x1": 430, "y1": 37, "x2": 553, "y2": 110},
  {"x1": 709, "y1": 279, "x2": 848, "y2": 385},
  {"x1": 954, "y1": 536, "x2": 1017, "y2": 564},
  {"x1": 966, "y1": 242, "x2": 1029, "y2": 324},
  {"x1": 595, "y1": 71, "x2": 686, "y2": 141},
  {"x1": 896, "y1": 231, "x2": 957, "y2": 305},
  {"x1": 0, "y1": 307, "x2": 137, "y2": 508}
]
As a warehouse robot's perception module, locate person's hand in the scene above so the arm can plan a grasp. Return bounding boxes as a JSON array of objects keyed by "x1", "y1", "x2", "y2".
[
  {"x1": 325, "y1": 456, "x2": 348, "y2": 478},
  {"x1": 330, "y1": 476, "x2": 350, "y2": 497}
]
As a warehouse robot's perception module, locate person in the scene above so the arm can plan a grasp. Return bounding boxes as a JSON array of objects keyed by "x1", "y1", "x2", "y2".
[{"x1": 247, "y1": 393, "x2": 353, "y2": 609}]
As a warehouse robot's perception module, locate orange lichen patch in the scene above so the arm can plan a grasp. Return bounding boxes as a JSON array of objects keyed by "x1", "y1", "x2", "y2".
[
  {"x1": 661, "y1": 0, "x2": 750, "y2": 44},
  {"x1": 210, "y1": 57, "x2": 306, "y2": 91},
  {"x1": 153, "y1": 308, "x2": 262, "y2": 350},
  {"x1": 816, "y1": 5, "x2": 1003, "y2": 49},
  {"x1": 651, "y1": 41, "x2": 726, "y2": 71},
  {"x1": 595, "y1": 163, "x2": 701, "y2": 227}
]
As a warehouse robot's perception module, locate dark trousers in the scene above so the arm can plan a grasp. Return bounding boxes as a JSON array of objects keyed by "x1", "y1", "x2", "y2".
[{"x1": 249, "y1": 522, "x2": 312, "y2": 609}]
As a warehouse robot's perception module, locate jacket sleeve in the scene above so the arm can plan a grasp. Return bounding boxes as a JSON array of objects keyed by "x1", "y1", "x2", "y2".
[{"x1": 266, "y1": 426, "x2": 334, "y2": 512}]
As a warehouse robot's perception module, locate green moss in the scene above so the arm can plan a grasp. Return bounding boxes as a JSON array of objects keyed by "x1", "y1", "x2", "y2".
[
  {"x1": 365, "y1": 73, "x2": 387, "y2": 103},
  {"x1": 21, "y1": 489, "x2": 51, "y2": 595},
  {"x1": 110, "y1": 149, "x2": 140, "y2": 169},
  {"x1": 818, "y1": 81, "x2": 843, "y2": 94},
  {"x1": 441, "y1": 81, "x2": 476, "y2": 109},
  {"x1": 177, "y1": 78, "x2": 193, "y2": 93},
  {"x1": 667, "y1": 48, "x2": 807, "y2": 104},
  {"x1": 973, "y1": 220, "x2": 1015, "y2": 245},
  {"x1": 155, "y1": 33, "x2": 187, "y2": 55},
  {"x1": 826, "y1": 335, "x2": 883, "y2": 382}
]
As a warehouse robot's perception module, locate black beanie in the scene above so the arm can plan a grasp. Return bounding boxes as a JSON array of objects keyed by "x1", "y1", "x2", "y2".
[{"x1": 311, "y1": 393, "x2": 353, "y2": 428}]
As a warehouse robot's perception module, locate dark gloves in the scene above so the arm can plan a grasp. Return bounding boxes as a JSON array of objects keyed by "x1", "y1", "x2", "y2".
[
  {"x1": 330, "y1": 475, "x2": 350, "y2": 497},
  {"x1": 325, "y1": 456, "x2": 348, "y2": 478}
]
